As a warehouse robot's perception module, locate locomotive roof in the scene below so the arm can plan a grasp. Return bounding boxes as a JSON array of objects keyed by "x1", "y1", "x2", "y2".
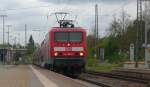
[{"x1": 50, "y1": 27, "x2": 86, "y2": 32}]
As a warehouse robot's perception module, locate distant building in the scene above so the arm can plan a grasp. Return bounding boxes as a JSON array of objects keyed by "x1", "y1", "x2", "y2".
[
  {"x1": 0, "y1": 48, "x2": 27, "y2": 64},
  {"x1": 0, "y1": 49, "x2": 7, "y2": 63}
]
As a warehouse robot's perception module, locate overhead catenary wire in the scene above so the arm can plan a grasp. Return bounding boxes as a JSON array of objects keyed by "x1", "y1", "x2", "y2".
[{"x1": 0, "y1": 5, "x2": 52, "y2": 12}]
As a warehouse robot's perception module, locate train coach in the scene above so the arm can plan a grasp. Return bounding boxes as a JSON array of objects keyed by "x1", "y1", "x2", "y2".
[{"x1": 33, "y1": 20, "x2": 87, "y2": 75}]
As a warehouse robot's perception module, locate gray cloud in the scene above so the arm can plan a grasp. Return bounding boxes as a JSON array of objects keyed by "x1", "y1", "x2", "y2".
[
  {"x1": 0, "y1": 0, "x2": 136, "y2": 44},
  {"x1": 0, "y1": 0, "x2": 21, "y2": 10},
  {"x1": 39, "y1": 0, "x2": 131, "y2": 4}
]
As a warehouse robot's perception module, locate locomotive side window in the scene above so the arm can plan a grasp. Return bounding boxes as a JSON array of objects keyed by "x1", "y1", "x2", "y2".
[
  {"x1": 69, "y1": 32, "x2": 82, "y2": 42},
  {"x1": 55, "y1": 32, "x2": 68, "y2": 42}
]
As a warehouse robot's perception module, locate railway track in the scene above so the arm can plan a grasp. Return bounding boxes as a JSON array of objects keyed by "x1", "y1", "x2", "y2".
[
  {"x1": 85, "y1": 70, "x2": 149, "y2": 84},
  {"x1": 79, "y1": 70, "x2": 150, "y2": 87},
  {"x1": 79, "y1": 77, "x2": 113, "y2": 87}
]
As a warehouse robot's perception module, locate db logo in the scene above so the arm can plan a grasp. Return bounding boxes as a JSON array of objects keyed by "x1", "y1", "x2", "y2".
[{"x1": 65, "y1": 47, "x2": 72, "y2": 51}]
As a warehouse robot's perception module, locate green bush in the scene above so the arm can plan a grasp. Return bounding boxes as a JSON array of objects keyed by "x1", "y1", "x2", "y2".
[
  {"x1": 107, "y1": 52, "x2": 128, "y2": 63},
  {"x1": 87, "y1": 57, "x2": 98, "y2": 67},
  {"x1": 24, "y1": 54, "x2": 33, "y2": 64}
]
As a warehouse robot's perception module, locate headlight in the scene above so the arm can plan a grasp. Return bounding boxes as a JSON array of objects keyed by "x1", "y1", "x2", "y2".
[
  {"x1": 54, "y1": 52, "x2": 58, "y2": 56},
  {"x1": 80, "y1": 52, "x2": 84, "y2": 56}
]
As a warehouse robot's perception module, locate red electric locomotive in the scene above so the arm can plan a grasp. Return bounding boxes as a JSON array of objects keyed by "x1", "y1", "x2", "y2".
[{"x1": 33, "y1": 12, "x2": 87, "y2": 75}]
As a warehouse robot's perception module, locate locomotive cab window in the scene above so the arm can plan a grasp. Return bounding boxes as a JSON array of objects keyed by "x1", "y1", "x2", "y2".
[
  {"x1": 55, "y1": 32, "x2": 68, "y2": 42},
  {"x1": 54, "y1": 32, "x2": 82, "y2": 42},
  {"x1": 69, "y1": 32, "x2": 82, "y2": 42}
]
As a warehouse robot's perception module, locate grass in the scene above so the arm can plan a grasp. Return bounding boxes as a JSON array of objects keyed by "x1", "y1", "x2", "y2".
[
  {"x1": 86, "y1": 57, "x2": 121, "y2": 72},
  {"x1": 86, "y1": 63, "x2": 121, "y2": 72}
]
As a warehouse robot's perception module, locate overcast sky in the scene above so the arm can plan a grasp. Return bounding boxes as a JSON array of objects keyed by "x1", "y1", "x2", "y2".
[{"x1": 0, "y1": 0, "x2": 137, "y2": 45}]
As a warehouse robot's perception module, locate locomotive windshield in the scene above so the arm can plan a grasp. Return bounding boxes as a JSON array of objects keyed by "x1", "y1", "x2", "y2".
[
  {"x1": 69, "y1": 32, "x2": 82, "y2": 42},
  {"x1": 55, "y1": 32, "x2": 68, "y2": 42},
  {"x1": 54, "y1": 32, "x2": 82, "y2": 42}
]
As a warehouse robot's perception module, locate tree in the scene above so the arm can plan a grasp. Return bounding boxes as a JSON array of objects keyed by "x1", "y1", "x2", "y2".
[
  {"x1": 99, "y1": 10, "x2": 133, "y2": 63},
  {"x1": 27, "y1": 35, "x2": 35, "y2": 54},
  {"x1": 108, "y1": 9, "x2": 132, "y2": 51}
]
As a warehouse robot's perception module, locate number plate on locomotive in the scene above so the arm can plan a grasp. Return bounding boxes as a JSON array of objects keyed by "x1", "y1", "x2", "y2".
[
  {"x1": 72, "y1": 47, "x2": 83, "y2": 51},
  {"x1": 65, "y1": 47, "x2": 72, "y2": 51},
  {"x1": 54, "y1": 47, "x2": 65, "y2": 51}
]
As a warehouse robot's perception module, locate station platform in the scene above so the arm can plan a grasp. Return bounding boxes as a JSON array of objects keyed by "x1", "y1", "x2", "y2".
[{"x1": 123, "y1": 61, "x2": 150, "y2": 69}]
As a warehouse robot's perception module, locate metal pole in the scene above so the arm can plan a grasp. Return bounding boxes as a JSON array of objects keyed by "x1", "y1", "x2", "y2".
[
  {"x1": 6, "y1": 25, "x2": 12, "y2": 46},
  {"x1": 25, "y1": 24, "x2": 27, "y2": 46},
  {"x1": 0, "y1": 15, "x2": 7, "y2": 45},
  {"x1": 145, "y1": 18, "x2": 148, "y2": 68},
  {"x1": 95, "y1": 4, "x2": 97, "y2": 47},
  {"x1": 14, "y1": 37, "x2": 16, "y2": 47},
  {"x1": 0, "y1": 15, "x2": 7, "y2": 64},
  {"x1": 94, "y1": 4, "x2": 99, "y2": 58},
  {"x1": 122, "y1": 7, "x2": 125, "y2": 31},
  {"x1": 3, "y1": 16, "x2": 5, "y2": 44},
  {"x1": 135, "y1": 0, "x2": 142, "y2": 68},
  {"x1": 8, "y1": 27, "x2": 9, "y2": 45},
  {"x1": 96, "y1": 4, "x2": 99, "y2": 59},
  {"x1": 3, "y1": 16, "x2": 4, "y2": 64},
  {"x1": 96, "y1": 4, "x2": 99, "y2": 43}
]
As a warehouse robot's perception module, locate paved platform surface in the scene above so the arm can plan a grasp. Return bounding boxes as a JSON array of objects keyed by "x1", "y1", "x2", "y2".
[
  {"x1": 0, "y1": 65, "x2": 44, "y2": 87},
  {"x1": 0, "y1": 65, "x2": 100, "y2": 87}
]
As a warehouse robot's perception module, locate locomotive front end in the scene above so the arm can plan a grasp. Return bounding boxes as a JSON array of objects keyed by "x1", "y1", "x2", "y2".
[{"x1": 50, "y1": 28, "x2": 87, "y2": 74}]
